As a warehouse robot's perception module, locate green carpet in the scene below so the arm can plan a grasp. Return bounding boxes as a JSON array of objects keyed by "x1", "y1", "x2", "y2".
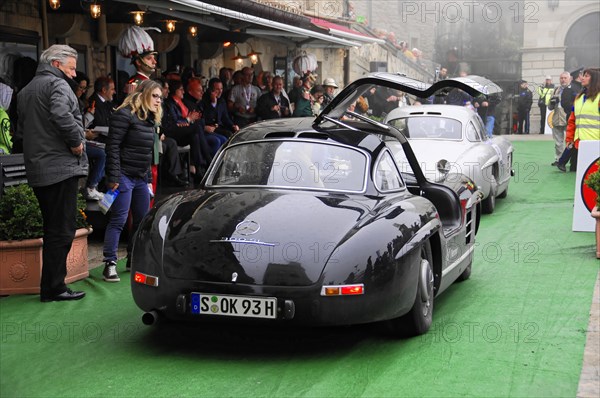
[{"x1": 1, "y1": 140, "x2": 598, "y2": 397}]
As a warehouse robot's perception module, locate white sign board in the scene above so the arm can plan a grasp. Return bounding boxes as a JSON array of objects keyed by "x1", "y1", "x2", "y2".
[
  {"x1": 544, "y1": 110, "x2": 553, "y2": 135},
  {"x1": 572, "y1": 140, "x2": 600, "y2": 232}
]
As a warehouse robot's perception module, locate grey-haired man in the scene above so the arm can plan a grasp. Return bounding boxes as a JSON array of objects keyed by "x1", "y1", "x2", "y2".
[{"x1": 17, "y1": 44, "x2": 88, "y2": 302}]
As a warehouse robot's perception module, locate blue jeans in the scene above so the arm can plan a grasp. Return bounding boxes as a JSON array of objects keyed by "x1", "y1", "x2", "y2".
[
  {"x1": 485, "y1": 116, "x2": 495, "y2": 138},
  {"x1": 205, "y1": 133, "x2": 228, "y2": 156},
  {"x1": 86, "y1": 144, "x2": 106, "y2": 188},
  {"x1": 103, "y1": 174, "x2": 150, "y2": 262}
]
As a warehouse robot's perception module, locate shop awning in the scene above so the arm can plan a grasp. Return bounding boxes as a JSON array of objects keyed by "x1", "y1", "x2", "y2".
[
  {"x1": 310, "y1": 17, "x2": 385, "y2": 44},
  {"x1": 116, "y1": 0, "x2": 363, "y2": 47}
]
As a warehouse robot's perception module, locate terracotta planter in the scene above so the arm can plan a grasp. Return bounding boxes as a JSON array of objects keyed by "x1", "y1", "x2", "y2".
[
  {"x1": 592, "y1": 206, "x2": 600, "y2": 259},
  {"x1": 0, "y1": 228, "x2": 92, "y2": 295}
]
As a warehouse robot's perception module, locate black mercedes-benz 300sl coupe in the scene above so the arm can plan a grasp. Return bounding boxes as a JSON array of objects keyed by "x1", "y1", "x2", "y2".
[{"x1": 131, "y1": 73, "x2": 484, "y2": 336}]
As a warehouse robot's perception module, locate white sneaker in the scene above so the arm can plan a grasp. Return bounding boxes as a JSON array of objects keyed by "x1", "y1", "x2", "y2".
[{"x1": 86, "y1": 187, "x2": 104, "y2": 201}]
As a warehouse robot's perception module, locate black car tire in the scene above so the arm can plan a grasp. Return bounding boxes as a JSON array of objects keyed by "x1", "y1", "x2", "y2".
[
  {"x1": 388, "y1": 240, "x2": 434, "y2": 337},
  {"x1": 456, "y1": 262, "x2": 472, "y2": 282},
  {"x1": 497, "y1": 185, "x2": 508, "y2": 199},
  {"x1": 482, "y1": 179, "x2": 496, "y2": 214}
]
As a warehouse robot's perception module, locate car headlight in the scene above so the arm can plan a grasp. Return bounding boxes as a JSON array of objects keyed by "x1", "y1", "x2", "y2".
[{"x1": 437, "y1": 159, "x2": 451, "y2": 174}]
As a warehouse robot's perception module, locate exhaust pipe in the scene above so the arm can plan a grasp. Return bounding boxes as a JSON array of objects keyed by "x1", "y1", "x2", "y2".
[{"x1": 142, "y1": 311, "x2": 159, "y2": 326}]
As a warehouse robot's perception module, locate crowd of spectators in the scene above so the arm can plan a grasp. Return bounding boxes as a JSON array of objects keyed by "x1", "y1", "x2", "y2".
[
  {"x1": 0, "y1": 50, "x2": 347, "y2": 197},
  {"x1": 2, "y1": 43, "x2": 596, "y2": 299}
]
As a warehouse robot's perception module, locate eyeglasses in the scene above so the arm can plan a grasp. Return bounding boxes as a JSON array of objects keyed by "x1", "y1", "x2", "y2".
[
  {"x1": 78, "y1": 86, "x2": 88, "y2": 91},
  {"x1": 152, "y1": 93, "x2": 163, "y2": 100}
]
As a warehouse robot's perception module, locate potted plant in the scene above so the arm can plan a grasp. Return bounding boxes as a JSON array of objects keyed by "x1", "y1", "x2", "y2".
[
  {"x1": 0, "y1": 184, "x2": 92, "y2": 295},
  {"x1": 584, "y1": 160, "x2": 600, "y2": 259}
]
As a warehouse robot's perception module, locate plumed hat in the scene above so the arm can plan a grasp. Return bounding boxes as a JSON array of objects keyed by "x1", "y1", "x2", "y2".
[{"x1": 118, "y1": 25, "x2": 159, "y2": 59}]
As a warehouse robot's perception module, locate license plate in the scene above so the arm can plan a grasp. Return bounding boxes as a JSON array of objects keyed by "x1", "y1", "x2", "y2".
[{"x1": 190, "y1": 293, "x2": 277, "y2": 319}]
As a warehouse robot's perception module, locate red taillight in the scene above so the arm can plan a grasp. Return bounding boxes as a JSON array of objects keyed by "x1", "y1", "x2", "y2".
[
  {"x1": 321, "y1": 284, "x2": 364, "y2": 296},
  {"x1": 134, "y1": 272, "x2": 159, "y2": 287},
  {"x1": 134, "y1": 272, "x2": 146, "y2": 284},
  {"x1": 460, "y1": 198, "x2": 468, "y2": 223},
  {"x1": 341, "y1": 285, "x2": 363, "y2": 295}
]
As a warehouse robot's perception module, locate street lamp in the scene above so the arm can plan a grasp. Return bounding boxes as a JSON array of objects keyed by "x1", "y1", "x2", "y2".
[
  {"x1": 131, "y1": 11, "x2": 145, "y2": 26},
  {"x1": 246, "y1": 44, "x2": 262, "y2": 65},
  {"x1": 89, "y1": 1, "x2": 102, "y2": 19},
  {"x1": 231, "y1": 44, "x2": 248, "y2": 65},
  {"x1": 165, "y1": 20, "x2": 177, "y2": 33}
]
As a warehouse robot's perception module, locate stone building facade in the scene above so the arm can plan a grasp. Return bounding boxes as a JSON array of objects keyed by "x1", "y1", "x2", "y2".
[
  {"x1": 351, "y1": 0, "x2": 436, "y2": 66},
  {"x1": 0, "y1": 0, "x2": 435, "y2": 95},
  {"x1": 521, "y1": 0, "x2": 599, "y2": 132}
]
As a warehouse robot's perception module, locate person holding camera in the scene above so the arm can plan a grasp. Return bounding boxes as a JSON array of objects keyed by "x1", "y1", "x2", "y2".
[
  {"x1": 199, "y1": 77, "x2": 239, "y2": 138},
  {"x1": 536, "y1": 76, "x2": 554, "y2": 134},
  {"x1": 256, "y1": 76, "x2": 291, "y2": 120},
  {"x1": 548, "y1": 71, "x2": 577, "y2": 168},
  {"x1": 559, "y1": 68, "x2": 600, "y2": 172}
]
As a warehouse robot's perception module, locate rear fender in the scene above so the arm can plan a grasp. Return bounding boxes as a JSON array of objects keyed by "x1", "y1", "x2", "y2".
[{"x1": 395, "y1": 218, "x2": 442, "y2": 259}]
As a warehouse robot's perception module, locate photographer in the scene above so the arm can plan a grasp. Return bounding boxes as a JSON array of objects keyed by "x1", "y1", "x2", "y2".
[
  {"x1": 536, "y1": 76, "x2": 554, "y2": 134},
  {"x1": 548, "y1": 71, "x2": 577, "y2": 168},
  {"x1": 256, "y1": 76, "x2": 291, "y2": 120}
]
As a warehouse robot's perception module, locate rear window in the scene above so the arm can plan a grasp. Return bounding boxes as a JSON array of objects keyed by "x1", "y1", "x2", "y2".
[
  {"x1": 387, "y1": 116, "x2": 462, "y2": 140},
  {"x1": 208, "y1": 141, "x2": 368, "y2": 192}
]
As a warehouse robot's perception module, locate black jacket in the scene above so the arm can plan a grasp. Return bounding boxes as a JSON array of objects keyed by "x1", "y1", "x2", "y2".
[
  {"x1": 88, "y1": 92, "x2": 114, "y2": 128},
  {"x1": 548, "y1": 85, "x2": 577, "y2": 120},
  {"x1": 256, "y1": 91, "x2": 291, "y2": 120},
  {"x1": 199, "y1": 96, "x2": 236, "y2": 130},
  {"x1": 162, "y1": 97, "x2": 206, "y2": 134},
  {"x1": 517, "y1": 88, "x2": 533, "y2": 112},
  {"x1": 17, "y1": 63, "x2": 88, "y2": 187},
  {"x1": 106, "y1": 107, "x2": 157, "y2": 184}
]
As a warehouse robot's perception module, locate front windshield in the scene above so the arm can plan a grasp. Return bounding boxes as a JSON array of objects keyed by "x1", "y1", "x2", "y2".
[
  {"x1": 387, "y1": 116, "x2": 463, "y2": 140},
  {"x1": 208, "y1": 141, "x2": 368, "y2": 192}
]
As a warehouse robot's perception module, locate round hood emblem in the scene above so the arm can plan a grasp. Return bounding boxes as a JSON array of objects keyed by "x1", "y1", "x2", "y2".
[{"x1": 235, "y1": 220, "x2": 260, "y2": 235}]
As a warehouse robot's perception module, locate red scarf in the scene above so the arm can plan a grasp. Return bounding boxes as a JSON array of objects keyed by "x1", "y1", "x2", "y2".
[{"x1": 172, "y1": 95, "x2": 188, "y2": 118}]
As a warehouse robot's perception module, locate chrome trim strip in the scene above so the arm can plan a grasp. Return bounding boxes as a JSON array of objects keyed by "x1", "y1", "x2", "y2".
[
  {"x1": 209, "y1": 239, "x2": 276, "y2": 247},
  {"x1": 442, "y1": 244, "x2": 474, "y2": 278}
]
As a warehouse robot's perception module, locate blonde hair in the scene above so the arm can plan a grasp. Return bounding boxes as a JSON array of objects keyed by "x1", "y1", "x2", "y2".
[{"x1": 117, "y1": 79, "x2": 162, "y2": 123}]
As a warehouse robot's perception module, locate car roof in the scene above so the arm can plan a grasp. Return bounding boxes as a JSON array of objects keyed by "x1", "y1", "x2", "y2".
[
  {"x1": 386, "y1": 104, "x2": 475, "y2": 123},
  {"x1": 229, "y1": 117, "x2": 388, "y2": 154}
]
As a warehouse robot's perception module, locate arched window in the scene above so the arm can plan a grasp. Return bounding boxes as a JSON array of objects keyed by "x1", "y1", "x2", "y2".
[{"x1": 564, "y1": 12, "x2": 600, "y2": 71}]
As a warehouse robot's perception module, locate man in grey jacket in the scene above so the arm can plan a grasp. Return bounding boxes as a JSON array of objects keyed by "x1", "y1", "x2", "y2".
[{"x1": 17, "y1": 45, "x2": 89, "y2": 302}]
